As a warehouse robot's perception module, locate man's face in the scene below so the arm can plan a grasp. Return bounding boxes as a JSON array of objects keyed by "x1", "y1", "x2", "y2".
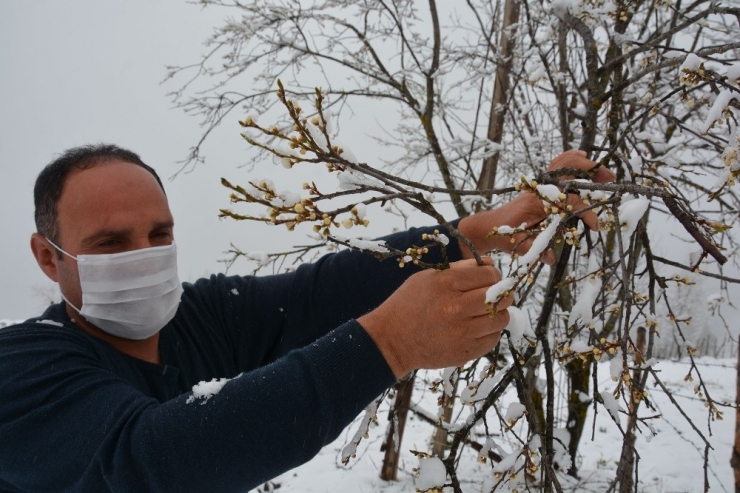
[{"x1": 52, "y1": 159, "x2": 174, "y2": 312}]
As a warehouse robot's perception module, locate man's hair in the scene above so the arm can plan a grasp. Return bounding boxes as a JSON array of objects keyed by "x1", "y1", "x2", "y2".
[{"x1": 34, "y1": 144, "x2": 166, "y2": 247}]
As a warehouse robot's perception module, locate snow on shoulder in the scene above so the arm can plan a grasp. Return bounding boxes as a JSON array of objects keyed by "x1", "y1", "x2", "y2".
[{"x1": 186, "y1": 376, "x2": 239, "y2": 405}]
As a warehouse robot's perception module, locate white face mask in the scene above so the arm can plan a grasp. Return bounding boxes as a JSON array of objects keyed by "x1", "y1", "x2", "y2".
[{"x1": 48, "y1": 240, "x2": 184, "y2": 340}]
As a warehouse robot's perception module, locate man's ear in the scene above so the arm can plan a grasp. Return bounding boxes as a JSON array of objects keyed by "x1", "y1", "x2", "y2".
[{"x1": 30, "y1": 233, "x2": 60, "y2": 282}]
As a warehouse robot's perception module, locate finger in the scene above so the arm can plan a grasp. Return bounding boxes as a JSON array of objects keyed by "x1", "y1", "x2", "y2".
[
  {"x1": 567, "y1": 195, "x2": 599, "y2": 230},
  {"x1": 445, "y1": 262, "x2": 502, "y2": 292},
  {"x1": 448, "y1": 257, "x2": 493, "y2": 269},
  {"x1": 513, "y1": 236, "x2": 555, "y2": 265},
  {"x1": 493, "y1": 293, "x2": 514, "y2": 312},
  {"x1": 592, "y1": 165, "x2": 617, "y2": 183},
  {"x1": 477, "y1": 309, "x2": 510, "y2": 336},
  {"x1": 547, "y1": 150, "x2": 589, "y2": 172},
  {"x1": 549, "y1": 150, "x2": 617, "y2": 183},
  {"x1": 541, "y1": 247, "x2": 556, "y2": 265},
  {"x1": 465, "y1": 308, "x2": 510, "y2": 339},
  {"x1": 453, "y1": 285, "x2": 505, "y2": 319},
  {"x1": 476, "y1": 330, "x2": 503, "y2": 353}
]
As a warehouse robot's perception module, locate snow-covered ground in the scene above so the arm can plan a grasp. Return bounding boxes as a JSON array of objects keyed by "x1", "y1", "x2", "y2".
[{"x1": 263, "y1": 357, "x2": 736, "y2": 493}]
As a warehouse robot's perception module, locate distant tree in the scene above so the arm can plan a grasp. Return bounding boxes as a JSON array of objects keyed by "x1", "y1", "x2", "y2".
[{"x1": 169, "y1": 1, "x2": 740, "y2": 491}]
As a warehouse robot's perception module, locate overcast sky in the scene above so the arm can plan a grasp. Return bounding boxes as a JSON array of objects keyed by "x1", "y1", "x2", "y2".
[{"x1": 0, "y1": 1, "x2": 290, "y2": 319}]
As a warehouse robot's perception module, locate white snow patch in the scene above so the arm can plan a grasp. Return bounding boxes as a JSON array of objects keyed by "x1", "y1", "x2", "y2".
[
  {"x1": 336, "y1": 142, "x2": 359, "y2": 164},
  {"x1": 642, "y1": 358, "x2": 659, "y2": 369},
  {"x1": 341, "y1": 398, "x2": 381, "y2": 463},
  {"x1": 306, "y1": 123, "x2": 329, "y2": 152},
  {"x1": 568, "y1": 275, "x2": 602, "y2": 328},
  {"x1": 353, "y1": 203, "x2": 367, "y2": 220},
  {"x1": 505, "y1": 306, "x2": 534, "y2": 347},
  {"x1": 680, "y1": 53, "x2": 703, "y2": 72},
  {"x1": 529, "y1": 434, "x2": 542, "y2": 450},
  {"x1": 536, "y1": 183, "x2": 562, "y2": 202},
  {"x1": 505, "y1": 402, "x2": 527, "y2": 422},
  {"x1": 337, "y1": 170, "x2": 384, "y2": 190},
  {"x1": 702, "y1": 89, "x2": 740, "y2": 134},
  {"x1": 663, "y1": 50, "x2": 685, "y2": 59},
  {"x1": 552, "y1": 428, "x2": 572, "y2": 470},
  {"x1": 187, "y1": 377, "x2": 232, "y2": 404},
  {"x1": 570, "y1": 340, "x2": 593, "y2": 353},
  {"x1": 427, "y1": 231, "x2": 449, "y2": 246},
  {"x1": 618, "y1": 197, "x2": 650, "y2": 247},
  {"x1": 461, "y1": 368, "x2": 505, "y2": 404},
  {"x1": 517, "y1": 215, "x2": 562, "y2": 270},
  {"x1": 600, "y1": 390, "x2": 623, "y2": 425},
  {"x1": 485, "y1": 277, "x2": 517, "y2": 304},
  {"x1": 332, "y1": 236, "x2": 390, "y2": 253},
  {"x1": 245, "y1": 251, "x2": 270, "y2": 266},
  {"x1": 609, "y1": 350, "x2": 624, "y2": 380},
  {"x1": 493, "y1": 448, "x2": 523, "y2": 473},
  {"x1": 416, "y1": 457, "x2": 447, "y2": 490}
]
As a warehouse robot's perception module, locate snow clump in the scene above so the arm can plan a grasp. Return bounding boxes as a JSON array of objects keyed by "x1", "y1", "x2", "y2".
[
  {"x1": 187, "y1": 377, "x2": 233, "y2": 405},
  {"x1": 600, "y1": 390, "x2": 623, "y2": 425},
  {"x1": 505, "y1": 402, "x2": 527, "y2": 423},
  {"x1": 245, "y1": 251, "x2": 270, "y2": 266},
  {"x1": 416, "y1": 457, "x2": 447, "y2": 491},
  {"x1": 505, "y1": 306, "x2": 534, "y2": 348},
  {"x1": 332, "y1": 235, "x2": 390, "y2": 253},
  {"x1": 618, "y1": 197, "x2": 650, "y2": 247}
]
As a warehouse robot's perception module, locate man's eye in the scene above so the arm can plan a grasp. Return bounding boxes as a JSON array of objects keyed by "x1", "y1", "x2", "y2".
[{"x1": 151, "y1": 232, "x2": 173, "y2": 242}]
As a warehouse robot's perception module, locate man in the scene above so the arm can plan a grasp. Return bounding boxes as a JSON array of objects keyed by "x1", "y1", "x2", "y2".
[{"x1": 0, "y1": 145, "x2": 613, "y2": 492}]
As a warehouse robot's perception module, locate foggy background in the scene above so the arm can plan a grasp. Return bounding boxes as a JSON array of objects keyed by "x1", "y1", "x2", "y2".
[{"x1": 0, "y1": 1, "x2": 396, "y2": 320}]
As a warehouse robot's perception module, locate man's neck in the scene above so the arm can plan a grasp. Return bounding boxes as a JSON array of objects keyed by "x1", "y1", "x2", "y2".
[{"x1": 65, "y1": 303, "x2": 162, "y2": 365}]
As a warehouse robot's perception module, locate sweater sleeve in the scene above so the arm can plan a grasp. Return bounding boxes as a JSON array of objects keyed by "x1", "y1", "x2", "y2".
[
  {"x1": 0, "y1": 321, "x2": 393, "y2": 493},
  {"x1": 186, "y1": 224, "x2": 464, "y2": 372}
]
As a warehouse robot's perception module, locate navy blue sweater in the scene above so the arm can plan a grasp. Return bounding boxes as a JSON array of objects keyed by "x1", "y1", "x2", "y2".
[{"x1": 0, "y1": 226, "x2": 462, "y2": 492}]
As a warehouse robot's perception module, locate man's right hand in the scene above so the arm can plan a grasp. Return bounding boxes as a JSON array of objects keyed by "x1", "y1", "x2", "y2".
[{"x1": 358, "y1": 259, "x2": 511, "y2": 379}]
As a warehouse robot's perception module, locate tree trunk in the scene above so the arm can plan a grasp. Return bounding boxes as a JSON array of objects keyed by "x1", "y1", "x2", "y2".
[
  {"x1": 565, "y1": 358, "x2": 592, "y2": 477},
  {"x1": 618, "y1": 327, "x2": 647, "y2": 493},
  {"x1": 477, "y1": 0, "x2": 520, "y2": 198}
]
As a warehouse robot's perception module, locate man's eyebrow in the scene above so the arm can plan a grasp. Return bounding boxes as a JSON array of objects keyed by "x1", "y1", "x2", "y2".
[
  {"x1": 152, "y1": 221, "x2": 175, "y2": 231},
  {"x1": 80, "y1": 222, "x2": 174, "y2": 247},
  {"x1": 80, "y1": 228, "x2": 134, "y2": 247}
]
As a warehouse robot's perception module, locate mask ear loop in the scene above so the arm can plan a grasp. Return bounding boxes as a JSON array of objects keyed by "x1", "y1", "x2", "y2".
[
  {"x1": 44, "y1": 238, "x2": 84, "y2": 313},
  {"x1": 45, "y1": 238, "x2": 77, "y2": 261}
]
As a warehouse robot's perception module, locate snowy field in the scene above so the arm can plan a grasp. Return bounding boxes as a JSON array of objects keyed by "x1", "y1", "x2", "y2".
[{"x1": 262, "y1": 357, "x2": 736, "y2": 493}]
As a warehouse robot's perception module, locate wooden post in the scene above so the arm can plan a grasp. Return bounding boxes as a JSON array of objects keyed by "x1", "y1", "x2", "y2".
[
  {"x1": 380, "y1": 377, "x2": 414, "y2": 480},
  {"x1": 731, "y1": 337, "x2": 740, "y2": 490},
  {"x1": 431, "y1": 378, "x2": 459, "y2": 458}
]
